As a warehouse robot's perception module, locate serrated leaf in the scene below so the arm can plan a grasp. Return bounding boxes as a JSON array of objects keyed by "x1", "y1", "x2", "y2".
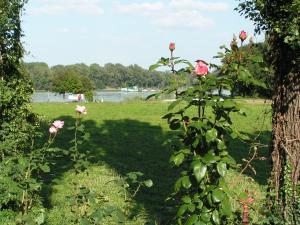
[{"x1": 217, "y1": 162, "x2": 227, "y2": 177}]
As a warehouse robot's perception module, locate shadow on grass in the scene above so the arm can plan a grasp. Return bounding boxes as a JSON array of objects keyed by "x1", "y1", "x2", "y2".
[
  {"x1": 40, "y1": 116, "x2": 176, "y2": 224},
  {"x1": 39, "y1": 114, "x2": 271, "y2": 224},
  {"x1": 227, "y1": 130, "x2": 272, "y2": 185}
]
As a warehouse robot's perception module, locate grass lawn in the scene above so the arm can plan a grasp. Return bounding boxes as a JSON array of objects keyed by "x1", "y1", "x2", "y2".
[{"x1": 31, "y1": 100, "x2": 272, "y2": 224}]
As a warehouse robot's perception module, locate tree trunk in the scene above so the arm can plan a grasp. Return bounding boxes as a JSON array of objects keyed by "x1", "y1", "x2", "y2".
[{"x1": 271, "y1": 35, "x2": 300, "y2": 223}]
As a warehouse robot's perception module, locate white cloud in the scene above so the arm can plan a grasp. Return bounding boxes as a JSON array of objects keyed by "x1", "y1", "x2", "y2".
[
  {"x1": 29, "y1": 0, "x2": 104, "y2": 16},
  {"x1": 170, "y1": 0, "x2": 229, "y2": 12},
  {"x1": 59, "y1": 27, "x2": 71, "y2": 33},
  {"x1": 115, "y1": 1, "x2": 228, "y2": 29},
  {"x1": 153, "y1": 10, "x2": 214, "y2": 29},
  {"x1": 116, "y1": 2, "x2": 164, "y2": 14}
]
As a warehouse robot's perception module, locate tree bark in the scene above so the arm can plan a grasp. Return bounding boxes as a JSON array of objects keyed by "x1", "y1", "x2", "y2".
[{"x1": 271, "y1": 35, "x2": 300, "y2": 222}]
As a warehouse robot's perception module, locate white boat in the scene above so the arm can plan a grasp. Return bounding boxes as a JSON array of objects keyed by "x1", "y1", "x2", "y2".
[{"x1": 67, "y1": 93, "x2": 85, "y2": 102}]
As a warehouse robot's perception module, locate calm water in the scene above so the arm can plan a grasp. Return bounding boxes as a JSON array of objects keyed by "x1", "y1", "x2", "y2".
[{"x1": 32, "y1": 90, "x2": 162, "y2": 103}]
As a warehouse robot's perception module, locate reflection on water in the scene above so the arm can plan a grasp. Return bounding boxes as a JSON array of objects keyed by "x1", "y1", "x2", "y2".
[{"x1": 31, "y1": 91, "x2": 167, "y2": 103}]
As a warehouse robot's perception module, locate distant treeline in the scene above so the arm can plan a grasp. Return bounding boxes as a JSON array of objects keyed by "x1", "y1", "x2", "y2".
[
  {"x1": 24, "y1": 42, "x2": 273, "y2": 98},
  {"x1": 24, "y1": 62, "x2": 173, "y2": 90}
]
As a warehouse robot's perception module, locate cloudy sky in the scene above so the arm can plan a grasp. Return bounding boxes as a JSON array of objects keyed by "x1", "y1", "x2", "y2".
[{"x1": 23, "y1": 0, "x2": 264, "y2": 68}]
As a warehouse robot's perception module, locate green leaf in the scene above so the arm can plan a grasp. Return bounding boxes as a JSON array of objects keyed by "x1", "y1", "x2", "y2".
[
  {"x1": 205, "y1": 128, "x2": 218, "y2": 142},
  {"x1": 217, "y1": 139, "x2": 226, "y2": 150},
  {"x1": 177, "y1": 204, "x2": 188, "y2": 217},
  {"x1": 251, "y1": 55, "x2": 264, "y2": 63},
  {"x1": 170, "y1": 119, "x2": 181, "y2": 130},
  {"x1": 185, "y1": 215, "x2": 198, "y2": 225},
  {"x1": 182, "y1": 176, "x2": 192, "y2": 189},
  {"x1": 149, "y1": 63, "x2": 161, "y2": 71},
  {"x1": 188, "y1": 203, "x2": 196, "y2": 213},
  {"x1": 144, "y1": 179, "x2": 153, "y2": 187},
  {"x1": 90, "y1": 210, "x2": 104, "y2": 222},
  {"x1": 192, "y1": 162, "x2": 207, "y2": 182},
  {"x1": 217, "y1": 162, "x2": 227, "y2": 177},
  {"x1": 212, "y1": 210, "x2": 220, "y2": 225},
  {"x1": 212, "y1": 189, "x2": 225, "y2": 203},
  {"x1": 221, "y1": 197, "x2": 232, "y2": 216},
  {"x1": 182, "y1": 196, "x2": 192, "y2": 204},
  {"x1": 172, "y1": 153, "x2": 185, "y2": 166},
  {"x1": 194, "y1": 221, "x2": 206, "y2": 225},
  {"x1": 175, "y1": 178, "x2": 182, "y2": 192},
  {"x1": 202, "y1": 151, "x2": 219, "y2": 164},
  {"x1": 168, "y1": 100, "x2": 182, "y2": 111},
  {"x1": 146, "y1": 93, "x2": 159, "y2": 100},
  {"x1": 79, "y1": 218, "x2": 92, "y2": 225},
  {"x1": 40, "y1": 164, "x2": 50, "y2": 173},
  {"x1": 222, "y1": 100, "x2": 236, "y2": 109}
]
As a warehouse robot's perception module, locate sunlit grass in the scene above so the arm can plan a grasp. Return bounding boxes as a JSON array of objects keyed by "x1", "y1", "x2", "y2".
[{"x1": 31, "y1": 99, "x2": 272, "y2": 224}]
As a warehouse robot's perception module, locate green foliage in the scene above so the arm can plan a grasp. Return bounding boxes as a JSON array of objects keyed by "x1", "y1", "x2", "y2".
[
  {"x1": 238, "y1": 1, "x2": 300, "y2": 224},
  {"x1": 0, "y1": 0, "x2": 48, "y2": 223},
  {"x1": 148, "y1": 41, "x2": 264, "y2": 224},
  {"x1": 237, "y1": 0, "x2": 300, "y2": 48},
  {"x1": 51, "y1": 68, "x2": 93, "y2": 95},
  {"x1": 213, "y1": 37, "x2": 269, "y2": 98},
  {"x1": 25, "y1": 62, "x2": 173, "y2": 91}
]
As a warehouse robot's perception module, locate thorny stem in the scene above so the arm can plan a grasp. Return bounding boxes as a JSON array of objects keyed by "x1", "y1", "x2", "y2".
[
  {"x1": 170, "y1": 50, "x2": 178, "y2": 97},
  {"x1": 22, "y1": 139, "x2": 35, "y2": 214},
  {"x1": 132, "y1": 184, "x2": 141, "y2": 197},
  {"x1": 74, "y1": 115, "x2": 80, "y2": 161}
]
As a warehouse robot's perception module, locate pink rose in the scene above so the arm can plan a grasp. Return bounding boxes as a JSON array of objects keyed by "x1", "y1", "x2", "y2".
[
  {"x1": 169, "y1": 42, "x2": 175, "y2": 51},
  {"x1": 194, "y1": 60, "x2": 209, "y2": 76},
  {"x1": 49, "y1": 126, "x2": 58, "y2": 134},
  {"x1": 52, "y1": 120, "x2": 64, "y2": 129},
  {"x1": 76, "y1": 105, "x2": 87, "y2": 115},
  {"x1": 239, "y1": 30, "x2": 247, "y2": 42}
]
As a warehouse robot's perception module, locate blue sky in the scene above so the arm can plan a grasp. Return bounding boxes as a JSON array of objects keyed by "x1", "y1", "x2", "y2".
[{"x1": 22, "y1": 0, "x2": 264, "y2": 68}]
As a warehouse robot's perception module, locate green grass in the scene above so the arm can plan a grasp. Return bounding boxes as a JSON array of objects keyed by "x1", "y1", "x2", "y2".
[{"x1": 31, "y1": 100, "x2": 272, "y2": 224}]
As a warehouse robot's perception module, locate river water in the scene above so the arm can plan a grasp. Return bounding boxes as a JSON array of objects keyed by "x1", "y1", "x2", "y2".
[{"x1": 32, "y1": 90, "x2": 164, "y2": 103}]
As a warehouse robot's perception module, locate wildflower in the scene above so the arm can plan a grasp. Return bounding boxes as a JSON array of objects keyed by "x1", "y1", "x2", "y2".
[
  {"x1": 76, "y1": 105, "x2": 87, "y2": 115},
  {"x1": 194, "y1": 60, "x2": 209, "y2": 76}
]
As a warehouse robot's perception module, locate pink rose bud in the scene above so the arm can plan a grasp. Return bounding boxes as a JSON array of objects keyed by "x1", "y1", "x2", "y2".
[
  {"x1": 52, "y1": 120, "x2": 64, "y2": 129},
  {"x1": 169, "y1": 42, "x2": 175, "y2": 51},
  {"x1": 239, "y1": 30, "x2": 247, "y2": 42},
  {"x1": 49, "y1": 126, "x2": 58, "y2": 134},
  {"x1": 76, "y1": 105, "x2": 87, "y2": 115},
  {"x1": 194, "y1": 60, "x2": 209, "y2": 76}
]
